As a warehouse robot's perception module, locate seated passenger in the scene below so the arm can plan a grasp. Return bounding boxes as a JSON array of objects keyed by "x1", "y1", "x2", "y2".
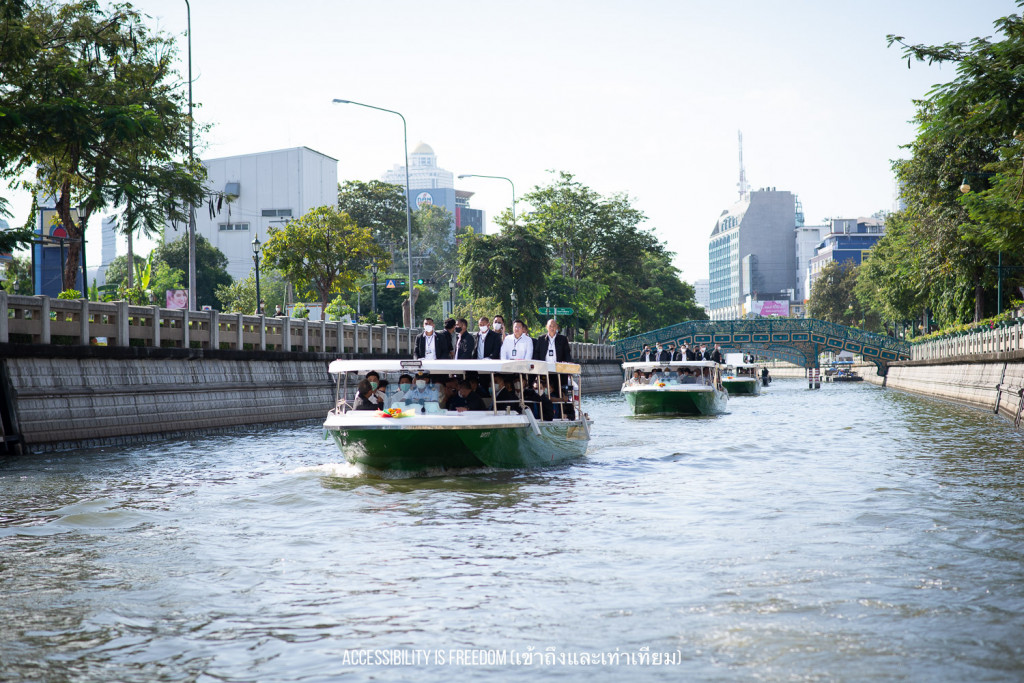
[
  {"x1": 439, "y1": 376, "x2": 459, "y2": 410},
  {"x1": 389, "y1": 374, "x2": 414, "y2": 407},
  {"x1": 353, "y1": 379, "x2": 382, "y2": 410},
  {"x1": 531, "y1": 377, "x2": 555, "y2": 421},
  {"x1": 448, "y1": 379, "x2": 485, "y2": 412},
  {"x1": 404, "y1": 372, "x2": 439, "y2": 407},
  {"x1": 493, "y1": 374, "x2": 521, "y2": 414},
  {"x1": 625, "y1": 369, "x2": 643, "y2": 387}
]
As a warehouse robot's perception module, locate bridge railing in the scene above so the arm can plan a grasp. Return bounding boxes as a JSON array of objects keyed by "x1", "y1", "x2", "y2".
[
  {"x1": 0, "y1": 293, "x2": 618, "y2": 360},
  {"x1": 910, "y1": 319, "x2": 1024, "y2": 361}
]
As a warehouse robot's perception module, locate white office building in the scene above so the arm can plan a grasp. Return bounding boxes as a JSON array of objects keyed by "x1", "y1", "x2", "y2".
[
  {"x1": 795, "y1": 224, "x2": 825, "y2": 305},
  {"x1": 693, "y1": 278, "x2": 709, "y2": 310},
  {"x1": 166, "y1": 147, "x2": 338, "y2": 281}
]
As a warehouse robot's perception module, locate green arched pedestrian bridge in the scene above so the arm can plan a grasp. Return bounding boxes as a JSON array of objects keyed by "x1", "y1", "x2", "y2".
[{"x1": 612, "y1": 319, "x2": 910, "y2": 376}]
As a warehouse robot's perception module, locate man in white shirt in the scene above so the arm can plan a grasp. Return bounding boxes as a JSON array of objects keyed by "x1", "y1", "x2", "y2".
[
  {"x1": 476, "y1": 316, "x2": 501, "y2": 359},
  {"x1": 500, "y1": 319, "x2": 534, "y2": 360}
]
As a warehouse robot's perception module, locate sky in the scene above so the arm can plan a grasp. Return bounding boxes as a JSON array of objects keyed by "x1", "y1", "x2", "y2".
[{"x1": 2, "y1": 0, "x2": 1020, "y2": 283}]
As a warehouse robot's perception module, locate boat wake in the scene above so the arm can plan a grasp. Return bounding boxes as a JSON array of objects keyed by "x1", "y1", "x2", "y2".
[{"x1": 290, "y1": 462, "x2": 504, "y2": 480}]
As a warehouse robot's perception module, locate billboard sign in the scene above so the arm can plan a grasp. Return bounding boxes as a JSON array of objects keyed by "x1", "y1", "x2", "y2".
[{"x1": 750, "y1": 300, "x2": 790, "y2": 317}]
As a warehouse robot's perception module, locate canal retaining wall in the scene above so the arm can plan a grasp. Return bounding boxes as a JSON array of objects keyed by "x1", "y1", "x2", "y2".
[{"x1": 862, "y1": 354, "x2": 1024, "y2": 427}]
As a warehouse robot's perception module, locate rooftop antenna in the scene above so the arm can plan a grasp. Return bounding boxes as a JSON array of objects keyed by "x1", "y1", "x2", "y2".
[{"x1": 738, "y1": 130, "x2": 750, "y2": 201}]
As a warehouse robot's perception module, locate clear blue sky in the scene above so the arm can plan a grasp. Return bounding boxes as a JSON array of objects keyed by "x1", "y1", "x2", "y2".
[{"x1": 3, "y1": 0, "x2": 1019, "y2": 282}]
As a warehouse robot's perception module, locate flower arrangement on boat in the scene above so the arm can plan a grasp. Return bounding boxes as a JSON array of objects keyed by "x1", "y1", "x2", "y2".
[{"x1": 377, "y1": 407, "x2": 412, "y2": 418}]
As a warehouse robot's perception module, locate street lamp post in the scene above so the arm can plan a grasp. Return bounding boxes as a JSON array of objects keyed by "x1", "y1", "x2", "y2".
[
  {"x1": 183, "y1": 0, "x2": 197, "y2": 311},
  {"x1": 371, "y1": 261, "x2": 379, "y2": 316},
  {"x1": 252, "y1": 235, "x2": 262, "y2": 314},
  {"x1": 449, "y1": 275, "x2": 455, "y2": 315},
  {"x1": 457, "y1": 174, "x2": 516, "y2": 226},
  {"x1": 332, "y1": 99, "x2": 415, "y2": 325}
]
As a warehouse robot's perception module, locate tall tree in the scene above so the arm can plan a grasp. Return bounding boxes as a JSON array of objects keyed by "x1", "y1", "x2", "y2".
[
  {"x1": 337, "y1": 180, "x2": 409, "y2": 266},
  {"x1": 0, "y1": 0, "x2": 205, "y2": 291},
  {"x1": 414, "y1": 203, "x2": 461, "y2": 286},
  {"x1": 261, "y1": 205, "x2": 388, "y2": 309},
  {"x1": 808, "y1": 261, "x2": 865, "y2": 326},
  {"x1": 459, "y1": 214, "x2": 551, "y2": 326}
]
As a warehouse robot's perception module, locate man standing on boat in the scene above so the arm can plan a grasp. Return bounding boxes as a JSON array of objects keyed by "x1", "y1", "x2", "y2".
[
  {"x1": 500, "y1": 320, "x2": 534, "y2": 361},
  {"x1": 452, "y1": 318, "x2": 477, "y2": 359},
  {"x1": 533, "y1": 319, "x2": 572, "y2": 363},
  {"x1": 640, "y1": 345, "x2": 654, "y2": 362},
  {"x1": 656, "y1": 343, "x2": 672, "y2": 363},
  {"x1": 476, "y1": 316, "x2": 502, "y2": 359},
  {"x1": 414, "y1": 317, "x2": 452, "y2": 360}
]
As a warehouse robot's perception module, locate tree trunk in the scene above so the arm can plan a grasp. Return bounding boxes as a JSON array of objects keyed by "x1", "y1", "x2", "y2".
[{"x1": 56, "y1": 182, "x2": 82, "y2": 293}]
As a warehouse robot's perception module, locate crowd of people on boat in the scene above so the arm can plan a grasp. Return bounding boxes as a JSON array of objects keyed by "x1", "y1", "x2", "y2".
[
  {"x1": 412, "y1": 316, "x2": 572, "y2": 364},
  {"x1": 637, "y1": 342, "x2": 724, "y2": 363},
  {"x1": 624, "y1": 367, "x2": 717, "y2": 387},
  {"x1": 351, "y1": 368, "x2": 577, "y2": 421}
]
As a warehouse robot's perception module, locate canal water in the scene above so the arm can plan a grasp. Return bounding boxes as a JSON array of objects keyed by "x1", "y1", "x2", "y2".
[{"x1": 2, "y1": 379, "x2": 1024, "y2": 681}]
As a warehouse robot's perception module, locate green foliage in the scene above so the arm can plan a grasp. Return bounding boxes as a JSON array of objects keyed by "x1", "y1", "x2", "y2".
[
  {"x1": 291, "y1": 303, "x2": 310, "y2": 319},
  {"x1": 57, "y1": 289, "x2": 81, "y2": 300},
  {"x1": 808, "y1": 261, "x2": 879, "y2": 330},
  {"x1": 215, "y1": 269, "x2": 287, "y2": 315},
  {"x1": 459, "y1": 216, "x2": 552, "y2": 328},
  {"x1": 262, "y1": 205, "x2": 389, "y2": 308},
  {"x1": 325, "y1": 294, "x2": 356, "y2": 321},
  {"x1": 0, "y1": 0, "x2": 207, "y2": 291},
  {"x1": 413, "y1": 203, "x2": 461, "y2": 285},
  {"x1": 1, "y1": 255, "x2": 32, "y2": 294},
  {"x1": 338, "y1": 180, "x2": 410, "y2": 264}
]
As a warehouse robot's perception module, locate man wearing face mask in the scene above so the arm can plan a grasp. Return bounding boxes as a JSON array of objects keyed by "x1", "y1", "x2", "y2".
[
  {"x1": 657, "y1": 343, "x2": 672, "y2": 363},
  {"x1": 404, "y1": 371, "x2": 439, "y2": 407},
  {"x1": 390, "y1": 374, "x2": 414, "y2": 406},
  {"x1": 452, "y1": 317, "x2": 477, "y2": 359},
  {"x1": 492, "y1": 315, "x2": 506, "y2": 341},
  {"x1": 500, "y1": 320, "x2": 534, "y2": 361},
  {"x1": 476, "y1": 316, "x2": 502, "y2": 360},
  {"x1": 414, "y1": 317, "x2": 452, "y2": 360}
]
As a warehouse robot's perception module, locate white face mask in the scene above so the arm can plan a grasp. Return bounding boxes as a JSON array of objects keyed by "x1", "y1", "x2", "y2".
[
  {"x1": 423, "y1": 324, "x2": 434, "y2": 333},
  {"x1": 493, "y1": 322, "x2": 502, "y2": 331},
  {"x1": 415, "y1": 380, "x2": 427, "y2": 389},
  {"x1": 479, "y1": 325, "x2": 489, "y2": 334}
]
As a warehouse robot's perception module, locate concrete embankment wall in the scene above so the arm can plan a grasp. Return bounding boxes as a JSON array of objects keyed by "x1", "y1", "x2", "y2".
[
  {"x1": 0, "y1": 344, "x2": 623, "y2": 453},
  {"x1": 861, "y1": 353, "x2": 1024, "y2": 427}
]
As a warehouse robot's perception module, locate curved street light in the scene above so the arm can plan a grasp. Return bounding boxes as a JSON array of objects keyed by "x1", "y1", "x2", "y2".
[
  {"x1": 331, "y1": 99, "x2": 415, "y2": 325},
  {"x1": 251, "y1": 235, "x2": 262, "y2": 315},
  {"x1": 457, "y1": 173, "x2": 516, "y2": 227}
]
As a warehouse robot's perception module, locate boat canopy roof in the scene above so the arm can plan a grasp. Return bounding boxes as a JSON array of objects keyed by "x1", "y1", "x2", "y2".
[
  {"x1": 328, "y1": 358, "x2": 581, "y2": 376},
  {"x1": 622, "y1": 360, "x2": 720, "y2": 370}
]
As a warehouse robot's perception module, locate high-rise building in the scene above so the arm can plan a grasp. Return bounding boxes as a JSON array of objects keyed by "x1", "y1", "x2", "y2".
[
  {"x1": 382, "y1": 142, "x2": 484, "y2": 234},
  {"x1": 807, "y1": 216, "x2": 886, "y2": 293},
  {"x1": 692, "y1": 278, "x2": 710, "y2": 310},
  {"x1": 795, "y1": 224, "x2": 825, "y2": 304},
  {"x1": 708, "y1": 188, "x2": 799, "y2": 320}
]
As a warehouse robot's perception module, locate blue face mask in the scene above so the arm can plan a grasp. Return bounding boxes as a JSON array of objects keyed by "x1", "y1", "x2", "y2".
[{"x1": 400, "y1": 383, "x2": 411, "y2": 391}]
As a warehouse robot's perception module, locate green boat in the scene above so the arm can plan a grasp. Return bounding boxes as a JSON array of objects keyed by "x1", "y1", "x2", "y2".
[
  {"x1": 621, "y1": 361, "x2": 728, "y2": 416},
  {"x1": 323, "y1": 359, "x2": 591, "y2": 473},
  {"x1": 720, "y1": 355, "x2": 761, "y2": 396}
]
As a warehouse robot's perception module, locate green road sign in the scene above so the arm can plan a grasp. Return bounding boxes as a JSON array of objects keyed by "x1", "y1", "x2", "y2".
[
  {"x1": 537, "y1": 307, "x2": 574, "y2": 315},
  {"x1": 555, "y1": 307, "x2": 573, "y2": 315}
]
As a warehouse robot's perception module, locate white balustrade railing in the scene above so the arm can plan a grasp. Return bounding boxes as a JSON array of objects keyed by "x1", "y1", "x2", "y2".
[
  {"x1": 0, "y1": 293, "x2": 618, "y2": 360},
  {"x1": 910, "y1": 319, "x2": 1024, "y2": 361}
]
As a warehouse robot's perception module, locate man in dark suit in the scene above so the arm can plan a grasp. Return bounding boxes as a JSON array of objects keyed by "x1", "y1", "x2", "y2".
[
  {"x1": 656, "y1": 343, "x2": 672, "y2": 362},
  {"x1": 708, "y1": 343, "x2": 723, "y2": 363},
  {"x1": 640, "y1": 345, "x2": 654, "y2": 362},
  {"x1": 671, "y1": 343, "x2": 684, "y2": 361},
  {"x1": 452, "y1": 318, "x2": 477, "y2": 359},
  {"x1": 533, "y1": 318, "x2": 572, "y2": 363},
  {"x1": 442, "y1": 318, "x2": 457, "y2": 358},
  {"x1": 684, "y1": 343, "x2": 698, "y2": 361},
  {"x1": 475, "y1": 316, "x2": 501, "y2": 359},
  {"x1": 413, "y1": 317, "x2": 452, "y2": 360}
]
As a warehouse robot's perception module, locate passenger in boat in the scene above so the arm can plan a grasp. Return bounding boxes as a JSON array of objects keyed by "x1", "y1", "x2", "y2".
[
  {"x1": 353, "y1": 379, "x2": 383, "y2": 410},
  {"x1": 453, "y1": 318, "x2": 477, "y2": 359},
  {"x1": 442, "y1": 318, "x2": 457, "y2": 357},
  {"x1": 531, "y1": 377, "x2": 555, "y2": 421},
  {"x1": 656, "y1": 344, "x2": 672, "y2": 362},
  {"x1": 533, "y1": 319, "x2": 572, "y2": 363},
  {"x1": 500, "y1": 320, "x2": 534, "y2": 361},
  {"x1": 365, "y1": 371, "x2": 385, "y2": 404},
  {"x1": 625, "y1": 369, "x2": 643, "y2": 386},
  {"x1": 404, "y1": 371, "x2": 439, "y2": 407},
  {"x1": 439, "y1": 376, "x2": 460, "y2": 409},
  {"x1": 448, "y1": 379, "x2": 485, "y2": 412},
  {"x1": 640, "y1": 345, "x2": 654, "y2": 362},
  {"x1": 685, "y1": 343, "x2": 698, "y2": 361},
  {"x1": 671, "y1": 343, "x2": 683, "y2": 361},
  {"x1": 493, "y1": 374, "x2": 522, "y2": 413},
  {"x1": 414, "y1": 317, "x2": 452, "y2": 360},
  {"x1": 680, "y1": 369, "x2": 697, "y2": 384},
  {"x1": 390, "y1": 374, "x2": 414, "y2": 405},
  {"x1": 476, "y1": 316, "x2": 502, "y2": 359},
  {"x1": 492, "y1": 315, "x2": 507, "y2": 341},
  {"x1": 708, "y1": 344, "x2": 723, "y2": 364}
]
